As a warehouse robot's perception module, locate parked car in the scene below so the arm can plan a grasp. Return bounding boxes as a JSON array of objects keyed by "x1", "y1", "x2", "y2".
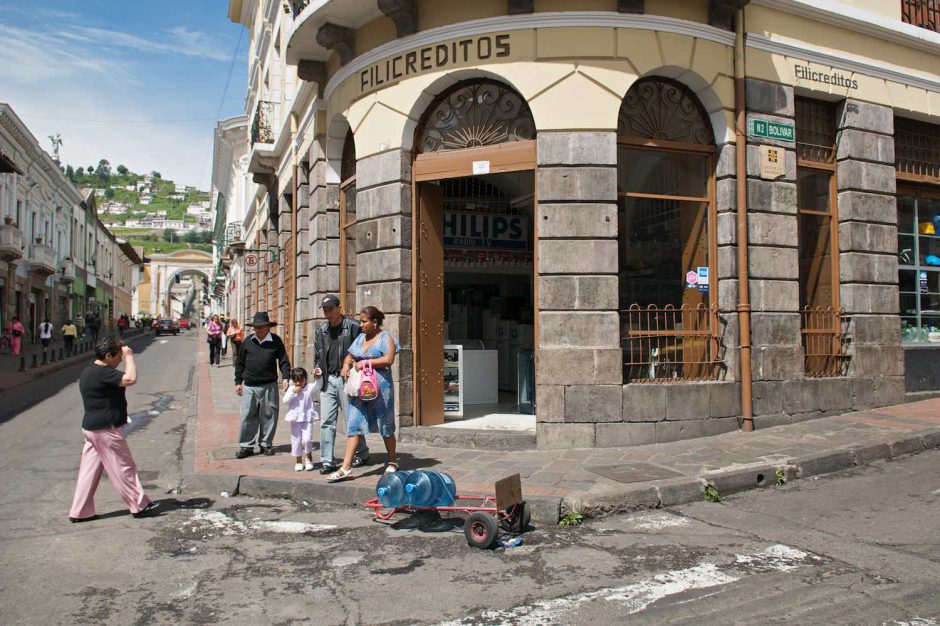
[
  {"x1": 178, "y1": 318, "x2": 191, "y2": 329},
  {"x1": 154, "y1": 319, "x2": 179, "y2": 336}
]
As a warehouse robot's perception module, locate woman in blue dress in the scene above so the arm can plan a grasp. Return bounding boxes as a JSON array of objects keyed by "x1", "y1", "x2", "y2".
[{"x1": 328, "y1": 306, "x2": 400, "y2": 481}]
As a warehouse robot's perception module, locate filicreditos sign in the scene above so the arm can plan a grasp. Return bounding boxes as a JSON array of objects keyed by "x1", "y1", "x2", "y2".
[
  {"x1": 360, "y1": 34, "x2": 511, "y2": 93},
  {"x1": 795, "y1": 64, "x2": 858, "y2": 90}
]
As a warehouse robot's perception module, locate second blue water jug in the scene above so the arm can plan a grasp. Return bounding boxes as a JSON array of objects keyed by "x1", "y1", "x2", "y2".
[
  {"x1": 404, "y1": 470, "x2": 457, "y2": 506},
  {"x1": 376, "y1": 470, "x2": 412, "y2": 508}
]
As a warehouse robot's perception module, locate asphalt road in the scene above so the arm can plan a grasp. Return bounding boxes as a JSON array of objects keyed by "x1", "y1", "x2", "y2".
[{"x1": 0, "y1": 331, "x2": 938, "y2": 625}]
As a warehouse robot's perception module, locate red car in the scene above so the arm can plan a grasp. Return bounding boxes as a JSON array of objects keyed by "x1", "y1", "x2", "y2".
[{"x1": 178, "y1": 318, "x2": 191, "y2": 329}]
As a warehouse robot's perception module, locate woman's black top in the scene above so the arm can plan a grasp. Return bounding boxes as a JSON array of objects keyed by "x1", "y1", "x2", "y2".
[{"x1": 79, "y1": 363, "x2": 127, "y2": 430}]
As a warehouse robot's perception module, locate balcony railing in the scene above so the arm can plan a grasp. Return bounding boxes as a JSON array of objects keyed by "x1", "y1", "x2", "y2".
[
  {"x1": 59, "y1": 259, "x2": 76, "y2": 284},
  {"x1": 621, "y1": 304, "x2": 722, "y2": 383},
  {"x1": 0, "y1": 224, "x2": 24, "y2": 261},
  {"x1": 251, "y1": 100, "x2": 276, "y2": 145},
  {"x1": 225, "y1": 221, "x2": 243, "y2": 244},
  {"x1": 29, "y1": 243, "x2": 57, "y2": 277},
  {"x1": 801, "y1": 306, "x2": 850, "y2": 378},
  {"x1": 902, "y1": 0, "x2": 939, "y2": 31}
]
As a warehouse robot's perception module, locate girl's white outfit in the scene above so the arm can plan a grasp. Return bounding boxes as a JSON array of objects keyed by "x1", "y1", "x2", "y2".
[{"x1": 283, "y1": 379, "x2": 322, "y2": 457}]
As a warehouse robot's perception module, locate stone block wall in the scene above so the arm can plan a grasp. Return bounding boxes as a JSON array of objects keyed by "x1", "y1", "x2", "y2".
[{"x1": 355, "y1": 150, "x2": 414, "y2": 427}]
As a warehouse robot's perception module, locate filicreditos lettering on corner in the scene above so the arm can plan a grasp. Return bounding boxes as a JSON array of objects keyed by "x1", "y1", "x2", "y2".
[
  {"x1": 360, "y1": 34, "x2": 511, "y2": 93},
  {"x1": 795, "y1": 64, "x2": 859, "y2": 90}
]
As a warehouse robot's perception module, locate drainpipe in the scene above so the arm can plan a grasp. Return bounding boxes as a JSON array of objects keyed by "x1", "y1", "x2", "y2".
[
  {"x1": 734, "y1": 7, "x2": 754, "y2": 432},
  {"x1": 290, "y1": 111, "x2": 299, "y2": 365}
]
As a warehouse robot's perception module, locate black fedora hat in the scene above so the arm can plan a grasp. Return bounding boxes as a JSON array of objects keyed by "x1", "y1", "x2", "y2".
[{"x1": 247, "y1": 312, "x2": 276, "y2": 327}]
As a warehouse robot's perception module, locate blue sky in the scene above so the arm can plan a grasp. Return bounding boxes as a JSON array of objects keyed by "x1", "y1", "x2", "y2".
[{"x1": 0, "y1": 0, "x2": 246, "y2": 190}]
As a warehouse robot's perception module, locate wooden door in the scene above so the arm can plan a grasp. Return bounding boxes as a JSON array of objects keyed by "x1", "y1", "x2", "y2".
[{"x1": 416, "y1": 182, "x2": 445, "y2": 426}]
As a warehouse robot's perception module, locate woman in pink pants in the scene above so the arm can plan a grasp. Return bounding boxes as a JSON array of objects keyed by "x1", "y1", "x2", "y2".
[
  {"x1": 8, "y1": 316, "x2": 24, "y2": 355},
  {"x1": 69, "y1": 339, "x2": 160, "y2": 522}
]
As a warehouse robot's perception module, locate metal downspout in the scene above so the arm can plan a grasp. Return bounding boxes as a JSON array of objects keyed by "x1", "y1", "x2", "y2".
[
  {"x1": 290, "y1": 111, "x2": 299, "y2": 365},
  {"x1": 735, "y1": 8, "x2": 755, "y2": 431}
]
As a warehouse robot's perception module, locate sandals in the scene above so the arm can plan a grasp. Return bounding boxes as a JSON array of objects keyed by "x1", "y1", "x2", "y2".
[
  {"x1": 327, "y1": 466, "x2": 353, "y2": 482},
  {"x1": 384, "y1": 462, "x2": 399, "y2": 474}
]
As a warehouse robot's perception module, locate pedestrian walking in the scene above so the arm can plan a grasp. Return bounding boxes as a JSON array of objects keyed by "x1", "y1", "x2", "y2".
[
  {"x1": 62, "y1": 319, "x2": 77, "y2": 356},
  {"x1": 220, "y1": 315, "x2": 229, "y2": 357},
  {"x1": 233, "y1": 312, "x2": 291, "y2": 458},
  {"x1": 226, "y1": 319, "x2": 244, "y2": 366},
  {"x1": 328, "y1": 306, "x2": 400, "y2": 482},
  {"x1": 207, "y1": 315, "x2": 223, "y2": 366},
  {"x1": 116, "y1": 315, "x2": 127, "y2": 338},
  {"x1": 8, "y1": 316, "x2": 25, "y2": 355},
  {"x1": 313, "y1": 295, "x2": 369, "y2": 474},
  {"x1": 39, "y1": 318, "x2": 53, "y2": 359},
  {"x1": 68, "y1": 339, "x2": 160, "y2": 522},
  {"x1": 282, "y1": 367, "x2": 322, "y2": 471}
]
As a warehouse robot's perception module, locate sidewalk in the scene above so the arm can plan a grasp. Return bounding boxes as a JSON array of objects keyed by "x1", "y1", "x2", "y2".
[{"x1": 186, "y1": 341, "x2": 940, "y2": 522}]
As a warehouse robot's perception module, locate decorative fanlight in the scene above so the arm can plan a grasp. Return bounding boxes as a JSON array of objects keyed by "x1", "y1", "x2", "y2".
[{"x1": 618, "y1": 77, "x2": 714, "y2": 145}]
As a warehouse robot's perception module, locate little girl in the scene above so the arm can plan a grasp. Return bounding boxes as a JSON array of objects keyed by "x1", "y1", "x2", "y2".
[{"x1": 282, "y1": 367, "x2": 322, "y2": 471}]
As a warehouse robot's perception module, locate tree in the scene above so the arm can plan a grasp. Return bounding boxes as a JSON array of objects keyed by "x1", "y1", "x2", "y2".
[
  {"x1": 95, "y1": 159, "x2": 111, "y2": 183},
  {"x1": 87, "y1": 165, "x2": 94, "y2": 173},
  {"x1": 75, "y1": 166, "x2": 84, "y2": 176},
  {"x1": 151, "y1": 171, "x2": 162, "y2": 179},
  {"x1": 116, "y1": 164, "x2": 128, "y2": 176},
  {"x1": 65, "y1": 164, "x2": 75, "y2": 180},
  {"x1": 184, "y1": 230, "x2": 200, "y2": 244},
  {"x1": 162, "y1": 228, "x2": 175, "y2": 242},
  {"x1": 105, "y1": 187, "x2": 115, "y2": 199}
]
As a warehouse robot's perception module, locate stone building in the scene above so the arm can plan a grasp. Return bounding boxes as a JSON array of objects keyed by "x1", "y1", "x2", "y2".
[{"x1": 221, "y1": 0, "x2": 940, "y2": 448}]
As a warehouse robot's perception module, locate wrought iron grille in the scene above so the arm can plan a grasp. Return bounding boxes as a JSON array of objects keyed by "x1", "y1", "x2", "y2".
[
  {"x1": 895, "y1": 116, "x2": 940, "y2": 180},
  {"x1": 415, "y1": 80, "x2": 535, "y2": 153},
  {"x1": 618, "y1": 77, "x2": 715, "y2": 145},
  {"x1": 621, "y1": 304, "x2": 721, "y2": 383},
  {"x1": 902, "y1": 0, "x2": 940, "y2": 31},
  {"x1": 796, "y1": 98, "x2": 835, "y2": 164},
  {"x1": 801, "y1": 306, "x2": 850, "y2": 377},
  {"x1": 251, "y1": 100, "x2": 275, "y2": 145},
  {"x1": 225, "y1": 222, "x2": 242, "y2": 245}
]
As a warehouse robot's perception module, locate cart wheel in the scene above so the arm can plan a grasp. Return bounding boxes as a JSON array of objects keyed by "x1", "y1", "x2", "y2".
[
  {"x1": 464, "y1": 512, "x2": 498, "y2": 549},
  {"x1": 515, "y1": 501, "x2": 531, "y2": 533}
]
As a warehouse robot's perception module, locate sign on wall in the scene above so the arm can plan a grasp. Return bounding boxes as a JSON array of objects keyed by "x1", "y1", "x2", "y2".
[
  {"x1": 759, "y1": 144, "x2": 786, "y2": 179},
  {"x1": 443, "y1": 211, "x2": 528, "y2": 250},
  {"x1": 747, "y1": 117, "x2": 794, "y2": 143}
]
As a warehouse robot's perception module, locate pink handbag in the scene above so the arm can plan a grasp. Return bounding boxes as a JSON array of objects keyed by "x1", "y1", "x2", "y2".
[{"x1": 358, "y1": 360, "x2": 379, "y2": 401}]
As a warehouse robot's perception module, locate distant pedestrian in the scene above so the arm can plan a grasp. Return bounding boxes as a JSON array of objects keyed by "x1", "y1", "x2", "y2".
[
  {"x1": 116, "y1": 315, "x2": 128, "y2": 338},
  {"x1": 62, "y1": 320, "x2": 77, "y2": 356},
  {"x1": 207, "y1": 315, "x2": 223, "y2": 367},
  {"x1": 314, "y1": 295, "x2": 369, "y2": 474},
  {"x1": 220, "y1": 316, "x2": 229, "y2": 357},
  {"x1": 282, "y1": 367, "x2": 322, "y2": 471},
  {"x1": 68, "y1": 339, "x2": 159, "y2": 522},
  {"x1": 226, "y1": 319, "x2": 244, "y2": 366},
  {"x1": 233, "y1": 312, "x2": 291, "y2": 458},
  {"x1": 39, "y1": 318, "x2": 53, "y2": 358},
  {"x1": 8, "y1": 316, "x2": 25, "y2": 355}
]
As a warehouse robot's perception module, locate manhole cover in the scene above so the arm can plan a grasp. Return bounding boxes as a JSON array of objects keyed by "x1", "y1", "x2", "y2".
[{"x1": 585, "y1": 463, "x2": 684, "y2": 484}]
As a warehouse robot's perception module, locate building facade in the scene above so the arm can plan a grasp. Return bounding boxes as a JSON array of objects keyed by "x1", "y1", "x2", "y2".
[{"x1": 222, "y1": 0, "x2": 940, "y2": 448}]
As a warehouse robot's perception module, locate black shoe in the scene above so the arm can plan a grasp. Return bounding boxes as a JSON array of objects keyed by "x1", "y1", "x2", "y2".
[
  {"x1": 69, "y1": 515, "x2": 98, "y2": 524},
  {"x1": 235, "y1": 447, "x2": 254, "y2": 459},
  {"x1": 319, "y1": 463, "x2": 337, "y2": 475},
  {"x1": 132, "y1": 501, "x2": 161, "y2": 518},
  {"x1": 261, "y1": 447, "x2": 275, "y2": 456},
  {"x1": 351, "y1": 453, "x2": 371, "y2": 468}
]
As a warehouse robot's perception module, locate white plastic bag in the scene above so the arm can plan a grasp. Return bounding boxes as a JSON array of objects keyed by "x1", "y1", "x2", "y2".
[{"x1": 344, "y1": 368, "x2": 362, "y2": 397}]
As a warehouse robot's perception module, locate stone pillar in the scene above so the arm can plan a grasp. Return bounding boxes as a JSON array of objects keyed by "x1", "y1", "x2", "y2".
[
  {"x1": 836, "y1": 100, "x2": 904, "y2": 407},
  {"x1": 355, "y1": 150, "x2": 413, "y2": 426},
  {"x1": 295, "y1": 159, "x2": 312, "y2": 362},
  {"x1": 535, "y1": 132, "x2": 620, "y2": 449},
  {"x1": 5, "y1": 262, "x2": 15, "y2": 326},
  {"x1": 743, "y1": 79, "x2": 803, "y2": 424}
]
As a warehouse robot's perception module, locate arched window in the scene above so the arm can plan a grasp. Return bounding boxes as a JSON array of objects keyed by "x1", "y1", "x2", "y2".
[
  {"x1": 415, "y1": 79, "x2": 535, "y2": 154},
  {"x1": 339, "y1": 130, "x2": 357, "y2": 314},
  {"x1": 617, "y1": 77, "x2": 718, "y2": 382}
]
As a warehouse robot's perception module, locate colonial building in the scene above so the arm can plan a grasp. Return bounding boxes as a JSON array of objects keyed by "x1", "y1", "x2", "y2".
[{"x1": 221, "y1": 0, "x2": 940, "y2": 448}]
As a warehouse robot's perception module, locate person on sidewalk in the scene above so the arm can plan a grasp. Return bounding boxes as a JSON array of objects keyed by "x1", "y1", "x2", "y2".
[
  {"x1": 116, "y1": 315, "x2": 127, "y2": 338},
  {"x1": 62, "y1": 319, "x2": 78, "y2": 356},
  {"x1": 8, "y1": 316, "x2": 25, "y2": 356},
  {"x1": 226, "y1": 319, "x2": 244, "y2": 367},
  {"x1": 314, "y1": 295, "x2": 369, "y2": 474},
  {"x1": 328, "y1": 306, "x2": 400, "y2": 482},
  {"x1": 68, "y1": 339, "x2": 159, "y2": 522},
  {"x1": 282, "y1": 367, "x2": 322, "y2": 471},
  {"x1": 39, "y1": 318, "x2": 53, "y2": 360},
  {"x1": 220, "y1": 315, "x2": 229, "y2": 358},
  {"x1": 233, "y1": 312, "x2": 291, "y2": 458},
  {"x1": 207, "y1": 315, "x2": 223, "y2": 367}
]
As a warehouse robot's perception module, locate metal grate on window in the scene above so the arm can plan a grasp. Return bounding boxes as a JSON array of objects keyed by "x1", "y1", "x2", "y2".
[
  {"x1": 901, "y1": 0, "x2": 940, "y2": 31},
  {"x1": 796, "y1": 98, "x2": 836, "y2": 164},
  {"x1": 621, "y1": 304, "x2": 722, "y2": 383},
  {"x1": 896, "y1": 116, "x2": 940, "y2": 181},
  {"x1": 801, "y1": 306, "x2": 850, "y2": 377}
]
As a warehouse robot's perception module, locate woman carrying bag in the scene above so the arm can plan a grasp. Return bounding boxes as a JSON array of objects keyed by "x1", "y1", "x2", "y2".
[
  {"x1": 226, "y1": 319, "x2": 244, "y2": 367},
  {"x1": 328, "y1": 306, "x2": 400, "y2": 482},
  {"x1": 207, "y1": 315, "x2": 223, "y2": 367}
]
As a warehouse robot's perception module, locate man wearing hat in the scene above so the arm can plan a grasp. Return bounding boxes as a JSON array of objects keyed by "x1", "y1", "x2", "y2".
[
  {"x1": 313, "y1": 295, "x2": 369, "y2": 473},
  {"x1": 234, "y1": 312, "x2": 292, "y2": 458}
]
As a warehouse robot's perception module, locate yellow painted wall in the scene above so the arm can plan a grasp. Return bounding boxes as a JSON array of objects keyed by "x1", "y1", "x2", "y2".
[
  {"x1": 645, "y1": 0, "x2": 708, "y2": 23},
  {"x1": 418, "y1": 0, "x2": 506, "y2": 31},
  {"x1": 838, "y1": 0, "x2": 901, "y2": 20}
]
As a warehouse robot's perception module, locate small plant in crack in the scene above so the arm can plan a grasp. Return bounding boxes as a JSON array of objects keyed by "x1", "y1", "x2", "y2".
[
  {"x1": 776, "y1": 468, "x2": 787, "y2": 486},
  {"x1": 704, "y1": 485, "x2": 721, "y2": 503},
  {"x1": 559, "y1": 512, "x2": 584, "y2": 526}
]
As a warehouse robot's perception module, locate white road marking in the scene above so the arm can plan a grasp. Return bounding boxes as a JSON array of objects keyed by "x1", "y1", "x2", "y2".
[
  {"x1": 159, "y1": 340, "x2": 168, "y2": 344},
  {"x1": 439, "y1": 544, "x2": 820, "y2": 625},
  {"x1": 628, "y1": 512, "x2": 692, "y2": 530},
  {"x1": 188, "y1": 510, "x2": 336, "y2": 535}
]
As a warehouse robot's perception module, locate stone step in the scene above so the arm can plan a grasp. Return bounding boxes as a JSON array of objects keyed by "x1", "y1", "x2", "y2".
[{"x1": 398, "y1": 426, "x2": 536, "y2": 451}]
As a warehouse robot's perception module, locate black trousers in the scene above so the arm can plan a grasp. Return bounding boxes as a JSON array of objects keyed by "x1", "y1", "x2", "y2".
[{"x1": 209, "y1": 340, "x2": 221, "y2": 365}]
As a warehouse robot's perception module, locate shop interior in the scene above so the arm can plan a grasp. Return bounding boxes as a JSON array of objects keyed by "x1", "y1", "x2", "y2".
[{"x1": 438, "y1": 172, "x2": 535, "y2": 430}]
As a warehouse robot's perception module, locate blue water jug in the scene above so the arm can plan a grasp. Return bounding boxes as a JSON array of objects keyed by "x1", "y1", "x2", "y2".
[
  {"x1": 404, "y1": 470, "x2": 457, "y2": 506},
  {"x1": 376, "y1": 470, "x2": 412, "y2": 508}
]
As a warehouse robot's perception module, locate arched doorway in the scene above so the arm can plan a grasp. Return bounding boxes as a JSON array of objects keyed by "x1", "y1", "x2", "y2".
[
  {"x1": 616, "y1": 76, "x2": 719, "y2": 383},
  {"x1": 412, "y1": 79, "x2": 537, "y2": 426}
]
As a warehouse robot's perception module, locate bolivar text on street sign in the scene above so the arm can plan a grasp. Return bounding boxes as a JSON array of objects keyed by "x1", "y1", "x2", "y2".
[{"x1": 747, "y1": 117, "x2": 795, "y2": 142}]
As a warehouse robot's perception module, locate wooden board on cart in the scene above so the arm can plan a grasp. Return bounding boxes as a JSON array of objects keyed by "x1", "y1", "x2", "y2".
[{"x1": 495, "y1": 473, "x2": 522, "y2": 509}]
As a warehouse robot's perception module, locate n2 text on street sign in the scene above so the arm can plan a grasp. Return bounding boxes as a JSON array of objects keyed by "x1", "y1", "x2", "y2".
[{"x1": 747, "y1": 117, "x2": 795, "y2": 143}]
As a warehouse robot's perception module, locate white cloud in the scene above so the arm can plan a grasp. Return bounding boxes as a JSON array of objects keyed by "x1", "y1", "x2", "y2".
[
  {"x1": 0, "y1": 24, "x2": 130, "y2": 82},
  {"x1": 67, "y1": 25, "x2": 231, "y2": 61}
]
